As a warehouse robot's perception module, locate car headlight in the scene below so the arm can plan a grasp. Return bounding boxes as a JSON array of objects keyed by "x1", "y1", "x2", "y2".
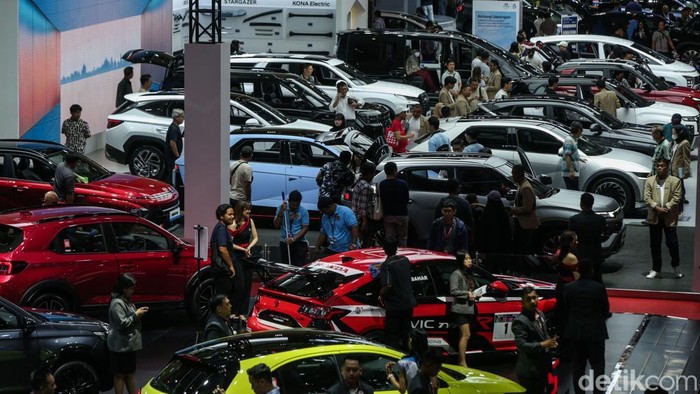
[{"x1": 596, "y1": 211, "x2": 616, "y2": 218}]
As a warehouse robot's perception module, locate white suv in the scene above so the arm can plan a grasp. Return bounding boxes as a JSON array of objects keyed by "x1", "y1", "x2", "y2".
[
  {"x1": 229, "y1": 53, "x2": 430, "y2": 116},
  {"x1": 105, "y1": 91, "x2": 329, "y2": 180}
]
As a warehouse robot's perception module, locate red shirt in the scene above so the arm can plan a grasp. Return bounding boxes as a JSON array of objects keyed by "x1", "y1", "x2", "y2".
[{"x1": 386, "y1": 118, "x2": 408, "y2": 153}]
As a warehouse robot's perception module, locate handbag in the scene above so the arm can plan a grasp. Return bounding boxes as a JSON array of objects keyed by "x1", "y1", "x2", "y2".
[{"x1": 372, "y1": 184, "x2": 383, "y2": 221}]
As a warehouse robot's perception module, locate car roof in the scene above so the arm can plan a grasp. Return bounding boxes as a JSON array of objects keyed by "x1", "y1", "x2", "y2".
[
  {"x1": 559, "y1": 59, "x2": 640, "y2": 67},
  {"x1": 487, "y1": 94, "x2": 595, "y2": 106},
  {"x1": 230, "y1": 53, "x2": 344, "y2": 66},
  {"x1": 123, "y1": 91, "x2": 256, "y2": 103},
  {"x1": 178, "y1": 329, "x2": 389, "y2": 362},
  {"x1": 374, "y1": 152, "x2": 510, "y2": 170},
  {"x1": 0, "y1": 206, "x2": 131, "y2": 226},
  {"x1": 0, "y1": 139, "x2": 65, "y2": 151},
  {"x1": 317, "y1": 248, "x2": 455, "y2": 269},
  {"x1": 538, "y1": 34, "x2": 633, "y2": 45}
]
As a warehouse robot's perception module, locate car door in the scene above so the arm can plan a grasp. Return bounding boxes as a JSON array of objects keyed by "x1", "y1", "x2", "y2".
[
  {"x1": 457, "y1": 126, "x2": 514, "y2": 163},
  {"x1": 401, "y1": 166, "x2": 455, "y2": 244},
  {"x1": 287, "y1": 141, "x2": 338, "y2": 214},
  {"x1": 409, "y1": 262, "x2": 452, "y2": 343},
  {"x1": 110, "y1": 221, "x2": 181, "y2": 303},
  {"x1": 2, "y1": 154, "x2": 53, "y2": 208},
  {"x1": 551, "y1": 104, "x2": 616, "y2": 146},
  {"x1": 514, "y1": 127, "x2": 565, "y2": 188},
  {"x1": 272, "y1": 354, "x2": 340, "y2": 394},
  {"x1": 0, "y1": 300, "x2": 40, "y2": 392},
  {"x1": 47, "y1": 222, "x2": 117, "y2": 306},
  {"x1": 231, "y1": 139, "x2": 288, "y2": 213}
]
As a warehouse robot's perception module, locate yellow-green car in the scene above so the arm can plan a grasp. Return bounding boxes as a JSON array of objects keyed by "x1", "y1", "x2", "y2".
[{"x1": 141, "y1": 329, "x2": 524, "y2": 394}]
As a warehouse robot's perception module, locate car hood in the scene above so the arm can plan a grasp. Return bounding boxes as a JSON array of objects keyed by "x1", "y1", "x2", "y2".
[
  {"x1": 441, "y1": 364, "x2": 526, "y2": 393},
  {"x1": 286, "y1": 118, "x2": 333, "y2": 132},
  {"x1": 538, "y1": 188, "x2": 621, "y2": 213},
  {"x1": 494, "y1": 274, "x2": 555, "y2": 290},
  {"x1": 648, "y1": 100, "x2": 700, "y2": 116},
  {"x1": 27, "y1": 308, "x2": 110, "y2": 332},
  {"x1": 366, "y1": 80, "x2": 425, "y2": 98},
  {"x1": 665, "y1": 60, "x2": 699, "y2": 74},
  {"x1": 87, "y1": 173, "x2": 177, "y2": 200}
]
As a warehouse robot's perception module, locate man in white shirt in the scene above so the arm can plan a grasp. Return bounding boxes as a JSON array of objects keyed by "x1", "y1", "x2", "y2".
[
  {"x1": 494, "y1": 77, "x2": 513, "y2": 99},
  {"x1": 330, "y1": 81, "x2": 364, "y2": 128},
  {"x1": 406, "y1": 104, "x2": 430, "y2": 138},
  {"x1": 471, "y1": 50, "x2": 491, "y2": 78},
  {"x1": 441, "y1": 59, "x2": 462, "y2": 96}
]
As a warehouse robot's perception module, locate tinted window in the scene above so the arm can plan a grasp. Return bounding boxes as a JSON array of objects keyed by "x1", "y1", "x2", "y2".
[
  {"x1": 0, "y1": 225, "x2": 23, "y2": 253},
  {"x1": 344, "y1": 353, "x2": 396, "y2": 392},
  {"x1": 411, "y1": 264, "x2": 436, "y2": 298},
  {"x1": 404, "y1": 167, "x2": 454, "y2": 192},
  {"x1": 458, "y1": 167, "x2": 507, "y2": 196},
  {"x1": 552, "y1": 106, "x2": 595, "y2": 128},
  {"x1": 231, "y1": 140, "x2": 282, "y2": 164},
  {"x1": 288, "y1": 141, "x2": 335, "y2": 167},
  {"x1": 0, "y1": 304, "x2": 19, "y2": 330},
  {"x1": 44, "y1": 151, "x2": 111, "y2": 182},
  {"x1": 347, "y1": 278, "x2": 381, "y2": 306},
  {"x1": 112, "y1": 222, "x2": 169, "y2": 252},
  {"x1": 272, "y1": 263, "x2": 364, "y2": 298},
  {"x1": 276, "y1": 355, "x2": 338, "y2": 394},
  {"x1": 460, "y1": 127, "x2": 508, "y2": 148},
  {"x1": 137, "y1": 100, "x2": 171, "y2": 117},
  {"x1": 51, "y1": 224, "x2": 107, "y2": 254},
  {"x1": 516, "y1": 128, "x2": 561, "y2": 154},
  {"x1": 150, "y1": 358, "x2": 236, "y2": 393},
  {"x1": 430, "y1": 260, "x2": 497, "y2": 296},
  {"x1": 10, "y1": 155, "x2": 53, "y2": 182}
]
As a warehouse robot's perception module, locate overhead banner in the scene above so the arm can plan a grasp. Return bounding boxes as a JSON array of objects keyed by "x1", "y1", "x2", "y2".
[{"x1": 472, "y1": 0, "x2": 521, "y2": 51}]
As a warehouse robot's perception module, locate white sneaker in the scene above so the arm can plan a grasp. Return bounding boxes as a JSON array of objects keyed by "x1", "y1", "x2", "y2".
[
  {"x1": 674, "y1": 267, "x2": 684, "y2": 278},
  {"x1": 646, "y1": 270, "x2": 660, "y2": 279}
]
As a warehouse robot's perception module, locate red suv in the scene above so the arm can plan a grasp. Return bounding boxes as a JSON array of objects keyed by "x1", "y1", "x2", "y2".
[
  {"x1": 248, "y1": 248, "x2": 557, "y2": 354},
  {"x1": 0, "y1": 206, "x2": 212, "y2": 319},
  {"x1": 0, "y1": 139, "x2": 181, "y2": 228}
]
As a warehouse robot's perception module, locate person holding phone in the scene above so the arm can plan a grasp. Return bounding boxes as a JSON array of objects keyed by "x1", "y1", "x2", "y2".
[{"x1": 330, "y1": 81, "x2": 364, "y2": 129}]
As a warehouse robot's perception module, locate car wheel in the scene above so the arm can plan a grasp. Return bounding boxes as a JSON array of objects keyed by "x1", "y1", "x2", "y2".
[
  {"x1": 590, "y1": 176, "x2": 633, "y2": 214},
  {"x1": 129, "y1": 145, "x2": 165, "y2": 180},
  {"x1": 54, "y1": 360, "x2": 100, "y2": 394},
  {"x1": 30, "y1": 292, "x2": 73, "y2": 311},
  {"x1": 680, "y1": 47, "x2": 700, "y2": 64},
  {"x1": 188, "y1": 277, "x2": 216, "y2": 324}
]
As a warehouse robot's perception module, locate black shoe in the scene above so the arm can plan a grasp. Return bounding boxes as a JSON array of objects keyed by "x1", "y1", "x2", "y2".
[{"x1": 684, "y1": 199, "x2": 689, "y2": 204}]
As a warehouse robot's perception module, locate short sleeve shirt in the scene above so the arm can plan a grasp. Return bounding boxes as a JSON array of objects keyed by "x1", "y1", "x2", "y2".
[
  {"x1": 428, "y1": 132, "x2": 450, "y2": 152},
  {"x1": 380, "y1": 255, "x2": 417, "y2": 311},
  {"x1": 274, "y1": 205, "x2": 309, "y2": 241},
  {"x1": 320, "y1": 205, "x2": 358, "y2": 253},
  {"x1": 165, "y1": 123, "x2": 183, "y2": 162},
  {"x1": 53, "y1": 162, "x2": 76, "y2": 201},
  {"x1": 560, "y1": 136, "x2": 580, "y2": 176},
  {"x1": 229, "y1": 160, "x2": 253, "y2": 200}
]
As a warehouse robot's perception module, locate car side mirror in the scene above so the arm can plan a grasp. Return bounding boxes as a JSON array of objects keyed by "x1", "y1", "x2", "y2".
[
  {"x1": 505, "y1": 189, "x2": 517, "y2": 201},
  {"x1": 487, "y1": 280, "x2": 509, "y2": 296},
  {"x1": 557, "y1": 147, "x2": 563, "y2": 157},
  {"x1": 642, "y1": 83, "x2": 652, "y2": 92},
  {"x1": 539, "y1": 175, "x2": 552, "y2": 185},
  {"x1": 245, "y1": 118, "x2": 262, "y2": 127},
  {"x1": 590, "y1": 123, "x2": 601, "y2": 132},
  {"x1": 22, "y1": 317, "x2": 36, "y2": 335}
]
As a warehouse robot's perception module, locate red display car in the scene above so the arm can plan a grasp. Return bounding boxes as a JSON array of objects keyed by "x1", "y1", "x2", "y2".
[
  {"x1": 0, "y1": 139, "x2": 181, "y2": 228},
  {"x1": 0, "y1": 206, "x2": 211, "y2": 318},
  {"x1": 248, "y1": 248, "x2": 557, "y2": 354}
]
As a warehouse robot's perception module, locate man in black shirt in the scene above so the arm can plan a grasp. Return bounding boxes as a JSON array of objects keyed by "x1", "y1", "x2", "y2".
[
  {"x1": 408, "y1": 348, "x2": 444, "y2": 394},
  {"x1": 115, "y1": 66, "x2": 134, "y2": 107},
  {"x1": 434, "y1": 179, "x2": 474, "y2": 251},
  {"x1": 165, "y1": 109, "x2": 185, "y2": 184},
  {"x1": 379, "y1": 162, "x2": 410, "y2": 246},
  {"x1": 203, "y1": 295, "x2": 234, "y2": 341},
  {"x1": 568, "y1": 193, "x2": 605, "y2": 283},
  {"x1": 210, "y1": 204, "x2": 236, "y2": 301},
  {"x1": 380, "y1": 241, "x2": 416, "y2": 351}
]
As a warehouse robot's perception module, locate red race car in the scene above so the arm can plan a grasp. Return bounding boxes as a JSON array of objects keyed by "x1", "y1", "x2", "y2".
[{"x1": 248, "y1": 248, "x2": 557, "y2": 354}]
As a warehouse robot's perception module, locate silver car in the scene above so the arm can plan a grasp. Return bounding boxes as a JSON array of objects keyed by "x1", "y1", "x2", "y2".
[
  {"x1": 372, "y1": 152, "x2": 626, "y2": 256},
  {"x1": 411, "y1": 117, "x2": 651, "y2": 214}
]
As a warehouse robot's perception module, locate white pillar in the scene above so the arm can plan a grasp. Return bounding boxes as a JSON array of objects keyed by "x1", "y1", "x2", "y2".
[
  {"x1": 0, "y1": 0, "x2": 19, "y2": 139},
  {"x1": 183, "y1": 43, "x2": 231, "y2": 240}
]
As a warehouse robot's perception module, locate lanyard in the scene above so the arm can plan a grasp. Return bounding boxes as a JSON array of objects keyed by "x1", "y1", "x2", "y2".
[{"x1": 443, "y1": 221, "x2": 454, "y2": 244}]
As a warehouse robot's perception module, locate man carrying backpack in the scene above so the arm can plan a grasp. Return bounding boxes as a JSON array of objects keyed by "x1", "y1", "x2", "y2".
[{"x1": 316, "y1": 151, "x2": 355, "y2": 203}]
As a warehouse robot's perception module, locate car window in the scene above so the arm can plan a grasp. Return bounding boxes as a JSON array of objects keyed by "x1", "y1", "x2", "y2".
[
  {"x1": 51, "y1": 224, "x2": 107, "y2": 254},
  {"x1": 553, "y1": 106, "x2": 594, "y2": 128},
  {"x1": 0, "y1": 225, "x2": 23, "y2": 252},
  {"x1": 516, "y1": 128, "x2": 561, "y2": 154},
  {"x1": 457, "y1": 167, "x2": 507, "y2": 196},
  {"x1": 10, "y1": 155, "x2": 53, "y2": 182},
  {"x1": 347, "y1": 277, "x2": 381, "y2": 306},
  {"x1": 316, "y1": 65, "x2": 340, "y2": 86},
  {"x1": 149, "y1": 357, "x2": 236, "y2": 394},
  {"x1": 0, "y1": 304, "x2": 19, "y2": 330},
  {"x1": 341, "y1": 353, "x2": 396, "y2": 392},
  {"x1": 571, "y1": 41, "x2": 599, "y2": 58},
  {"x1": 459, "y1": 127, "x2": 508, "y2": 148},
  {"x1": 272, "y1": 262, "x2": 364, "y2": 299},
  {"x1": 429, "y1": 260, "x2": 495, "y2": 296},
  {"x1": 137, "y1": 100, "x2": 170, "y2": 117},
  {"x1": 420, "y1": 39, "x2": 443, "y2": 64},
  {"x1": 411, "y1": 264, "x2": 436, "y2": 298},
  {"x1": 404, "y1": 167, "x2": 454, "y2": 192},
  {"x1": 112, "y1": 222, "x2": 169, "y2": 252},
  {"x1": 230, "y1": 104, "x2": 252, "y2": 125},
  {"x1": 231, "y1": 140, "x2": 282, "y2": 164},
  {"x1": 275, "y1": 355, "x2": 338, "y2": 394},
  {"x1": 289, "y1": 141, "x2": 335, "y2": 167},
  {"x1": 44, "y1": 151, "x2": 111, "y2": 182}
]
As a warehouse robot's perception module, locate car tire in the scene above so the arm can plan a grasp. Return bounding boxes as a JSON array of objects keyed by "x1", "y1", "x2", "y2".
[
  {"x1": 679, "y1": 46, "x2": 700, "y2": 64},
  {"x1": 129, "y1": 145, "x2": 166, "y2": 180},
  {"x1": 188, "y1": 277, "x2": 216, "y2": 324},
  {"x1": 30, "y1": 292, "x2": 73, "y2": 311},
  {"x1": 53, "y1": 360, "x2": 100, "y2": 394},
  {"x1": 590, "y1": 176, "x2": 633, "y2": 214}
]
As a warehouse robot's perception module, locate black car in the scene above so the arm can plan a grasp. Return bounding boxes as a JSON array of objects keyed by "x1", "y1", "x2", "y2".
[
  {"x1": 672, "y1": 14, "x2": 700, "y2": 64},
  {"x1": 0, "y1": 296, "x2": 111, "y2": 393},
  {"x1": 477, "y1": 90, "x2": 657, "y2": 156},
  {"x1": 578, "y1": 10, "x2": 672, "y2": 37},
  {"x1": 335, "y1": 29, "x2": 538, "y2": 90}
]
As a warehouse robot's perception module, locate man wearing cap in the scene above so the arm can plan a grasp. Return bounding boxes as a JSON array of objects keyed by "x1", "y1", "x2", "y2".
[
  {"x1": 557, "y1": 41, "x2": 572, "y2": 61},
  {"x1": 314, "y1": 197, "x2": 359, "y2": 257},
  {"x1": 330, "y1": 81, "x2": 364, "y2": 128},
  {"x1": 662, "y1": 113, "x2": 686, "y2": 143},
  {"x1": 230, "y1": 145, "x2": 254, "y2": 208}
]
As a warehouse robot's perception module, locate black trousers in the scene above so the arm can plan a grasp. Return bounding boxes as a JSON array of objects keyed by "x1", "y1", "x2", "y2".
[
  {"x1": 571, "y1": 339, "x2": 606, "y2": 394},
  {"x1": 385, "y1": 308, "x2": 414, "y2": 352},
  {"x1": 513, "y1": 220, "x2": 535, "y2": 256},
  {"x1": 517, "y1": 371, "x2": 548, "y2": 394},
  {"x1": 649, "y1": 222, "x2": 679, "y2": 272},
  {"x1": 279, "y1": 240, "x2": 308, "y2": 267},
  {"x1": 229, "y1": 255, "x2": 253, "y2": 316},
  {"x1": 563, "y1": 176, "x2": 579, "y2": 191}
]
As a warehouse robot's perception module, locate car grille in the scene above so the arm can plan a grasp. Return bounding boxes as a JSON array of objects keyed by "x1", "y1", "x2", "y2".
[
  {"x1": 258, "y1": 310, "x2": 301, "y2": 328},
  {"x1": 685, "y1": 75, "x2": 700, "y2": 88},
  {"x1": 151, "y1": 190, "x2": 176, "y2": 202},
  {"x1": 146, "y1": 200, "x2": 180, "y2": 225}
]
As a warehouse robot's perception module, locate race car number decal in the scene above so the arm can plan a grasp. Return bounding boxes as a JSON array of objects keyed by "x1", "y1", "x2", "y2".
[{"x1": 492, "y1": 312, "x2": 519, "y2": 342}]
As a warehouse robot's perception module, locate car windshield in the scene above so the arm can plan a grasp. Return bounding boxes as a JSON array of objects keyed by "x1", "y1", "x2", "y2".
[
  {"x1": 586, "y1": 104, "x2": 626, "y2": 129},
  {"x1": 501, "y1": 162, "x2": 554, "y2": 199},
  {"x1": 633, "y1": 64, "x2": 672, "y2": 90},
  {"x1": 150, "y1": 356, "x2": 238, "y2": 393},
  {"x1": 285, "y1": 78, "x2": 332, "y2": 108},
  {"x1": 235, "y1": 96, "x2": 291, "y2": 125},
  {"x1": 0, "y1": 225, "x2": 23, "y2": 252},
  {"x1": 631, "y1": 42, "x2": 675, "y2": 64},
  {"x1": 335, "y1": 63, "x2": 376, "y2": 86},
  {"x1": 613, "y1": 82, "x2": 653, "y2": 107},
  {"x1": 270, "y1": 262, "x2": 364, "y2": 299},
  {"x1": 43, "y1": 149, "x2": 112, "y2": 182}
]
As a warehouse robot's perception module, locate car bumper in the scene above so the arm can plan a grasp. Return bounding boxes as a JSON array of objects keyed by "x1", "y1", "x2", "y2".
[
  {"x1": 602, "y1": 223, "x2": 626, "y2": 258},
  {"x1": 105, "y1": 144, "x2": 127, "y2": 164}
]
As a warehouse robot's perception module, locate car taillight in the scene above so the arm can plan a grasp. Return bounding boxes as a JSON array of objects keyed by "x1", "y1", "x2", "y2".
[
  {"x1": 0, "y1": 261, "x2": 28, "y2": 275},
  {"x1": 298, "y1": 305, "x2": 349, "y2": 320},
  {"x1": 107, "y1": 119, "x2": 123, "y2": 129},
  {"x1": 457, "y1": 4, "x2": 463, "y2": 11}
]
